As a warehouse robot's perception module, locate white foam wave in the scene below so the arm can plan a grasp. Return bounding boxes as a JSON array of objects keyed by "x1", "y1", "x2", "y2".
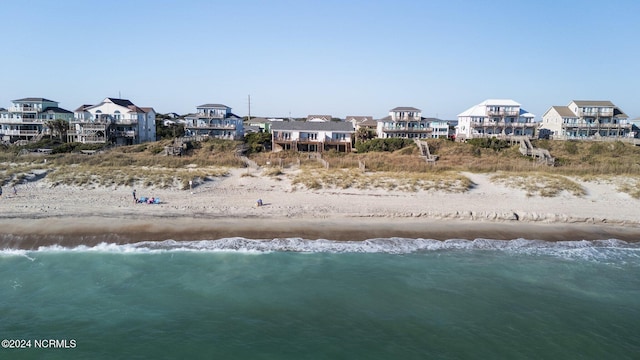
[{"x1": 1, "y1": 238, "x2": 638, "y2": 263}]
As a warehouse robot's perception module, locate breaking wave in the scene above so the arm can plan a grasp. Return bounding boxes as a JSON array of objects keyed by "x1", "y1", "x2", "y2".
[{"x1": 1, "y1": 238, "x2": 639, "y2": 262}]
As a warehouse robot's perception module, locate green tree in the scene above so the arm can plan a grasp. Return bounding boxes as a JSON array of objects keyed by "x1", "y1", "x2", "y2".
[
  {"x1": 45, "y1": 119, "x2": 69, "y2": 142},
  {"x1": 355, "y1": 127, "x2": 373, "y2": 142}
]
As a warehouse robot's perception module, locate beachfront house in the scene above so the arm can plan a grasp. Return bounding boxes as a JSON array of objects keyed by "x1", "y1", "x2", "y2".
[
  {"x1": 456, "y1": 99, "x2": 537, "y2": 140},
  {"x1": 184, "y1": 104, "x2": 244, "y2": 140},
  {"x1": 0, "y1": 98, "x2": 73, "y2": 143},
  {"x1": 429, "y1": 119, "x2": 451, "y2": 139},
  {"x1": 376, "y1": 107, "x2": 432, "y2": 139},
  {"x1": 68, "y1": 97, "x2": 156, "y2": 145},
  {"x1": 540, "y1": 100, "x2": 631, "y2": 140},
  {"x1": 271, "y1": 121, "x2": 354, "y2": 152}
]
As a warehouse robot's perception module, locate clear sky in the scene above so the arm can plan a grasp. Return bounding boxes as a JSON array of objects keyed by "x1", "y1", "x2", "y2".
[{"x1": 1, "y1": 0, "x2": 638, "y2": 119}]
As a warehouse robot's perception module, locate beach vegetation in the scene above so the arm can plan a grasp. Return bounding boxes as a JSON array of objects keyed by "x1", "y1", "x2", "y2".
[
  {"x1": 355, "y1": 138, "x2": 414, "y2": 153},
  {"x1": 579, "y1": 175, "x2": 640, "y2": 199},
  {"x1": 291, "y1": 167, "x2": 472, "y2": 193},
  {"x1": 491, "y1": 172, "x2": 586, "y2": 197},
  {"x1": 244, "y1": 132, "x2": 272, "y2": 154},
  {"x1": 467, "y1": 138, "x2": 510, "y2": 152},
  {"x1": 3, "y1": 136, "x2": 640, "y2": 191},
  {"x1": 155, "y1": 119, "x2": 185, "y2": 140}
]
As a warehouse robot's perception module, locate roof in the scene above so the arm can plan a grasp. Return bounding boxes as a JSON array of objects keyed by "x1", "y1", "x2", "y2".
[
  {"x1": 0, "y1": 108, "x2": 6, "y2": 112},
  {"x1": 271, "y1": 121, "x2": 354, "y2": 132},
  {"x1": 572, "y1": 100, "x2": 616, "y2": 107},
  {"x1": 391, "y1": 106, "x2": 421, "y2": 112},
  {"x1": 139, "y1": 107, "x2": 155, "y2": 113},
  {"x1": 13, "y1": 97, "x2": 56, "y2": 103},
  {"x1": 127, "y1": 105, "x2": 146, "y2": 113},
  {"x1": 74, "y1": 104, "x2": 93, "y2": 112},
  {"x1": 106, "y1": 98, "x2": 135, "y2": 107},
  {"x1": 346, "y1": 115, "x2": 373, "y2": 122},
  {"x1": 197, "y1": 103, "x2": 229, "y2": 109},
  {"x1": 549, "y1": 106, "x2": 577, "y2": 118},
  {"x1": 457, "y1": 99, "x2": 522, "y2": 117},
  {"x1": 306, "y1": 115, "x2": 332, "y2": 121},
  {"x1": 519, "y1": 109, "x2": 536, "y2": 118},
  {"x1": 42, "y1": 106, "x2": 73, "y2": 114}
]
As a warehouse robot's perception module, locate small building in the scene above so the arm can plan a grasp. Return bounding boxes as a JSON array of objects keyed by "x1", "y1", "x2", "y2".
[
  {"x1": 456, "y1": 99, "x2": 536, "y2": 140},
  {"x1": 184, "y1": 104, "x2": 244, "y2": 140},
  {"x1": 540, "y1": 100, "x2": 631, "y2": 140},
  {"x1": 0, "y1": 98, "x2": 73, "y2": 143},
  {"x1": 68, "y1": 98, "x2": 156, "y2": 145},
  {"x1": 376, "y1": 107, "x2": 432, "y2": 139},
  {"x1": 271, "y1": 121, "x2": 354, "y2": 152}
]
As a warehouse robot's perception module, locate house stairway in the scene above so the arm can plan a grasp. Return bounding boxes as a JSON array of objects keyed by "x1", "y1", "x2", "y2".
[
  {"x1": 414, "y1": 139, "x2": 438, "y2": 163},
  {"x1": 516, "y1": 136, "x2": 555, "y2": 165}
]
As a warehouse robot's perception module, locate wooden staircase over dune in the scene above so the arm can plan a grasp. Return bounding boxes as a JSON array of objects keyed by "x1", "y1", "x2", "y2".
[
  {"x1": 414, "y1": 139, "x2": 438, "y2": 163},
  {"x1": 516, "y1": 137, "x2": 555, "y2": 165}
]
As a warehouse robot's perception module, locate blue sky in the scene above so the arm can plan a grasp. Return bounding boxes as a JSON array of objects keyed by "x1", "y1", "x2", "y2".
[{"x1": 1, "y1": 0, "x2": 638, "y2": 119}]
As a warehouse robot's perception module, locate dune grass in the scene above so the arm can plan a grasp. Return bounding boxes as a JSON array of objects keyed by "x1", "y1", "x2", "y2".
[
  {"x1": 46, "y1": 165, "x2": 228, "y2": 190},
  {"x1": 291, "y1": 167, "x2": 472, "y2": 193},
  {"x1": 579, "y1": 175, "x2": 640, "y2": 199},
  {"x1": 490, "y1": 172, "x2": 586, "y2": 197}
]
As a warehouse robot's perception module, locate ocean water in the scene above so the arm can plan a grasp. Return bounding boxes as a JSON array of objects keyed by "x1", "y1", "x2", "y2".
[{"x1": 1, "y1": 238, "x2": 639, "y2": 359}]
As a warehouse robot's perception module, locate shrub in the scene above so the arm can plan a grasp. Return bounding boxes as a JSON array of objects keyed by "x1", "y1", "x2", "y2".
[
  {"x1": 564, "y1": 141, "x2": 578, "y2": 155},
  {"x1": 355, "y1": 138, "x2": 414, "y2": 153}
]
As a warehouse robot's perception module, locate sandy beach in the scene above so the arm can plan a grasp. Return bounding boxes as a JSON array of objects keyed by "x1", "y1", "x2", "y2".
[{"x1": 1, "y1": 168, "x2": 639, "y2": 248}]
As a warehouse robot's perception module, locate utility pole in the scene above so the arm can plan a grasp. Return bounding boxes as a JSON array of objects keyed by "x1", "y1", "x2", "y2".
[{"x1": 248, "y1": 94, "x2": 251, "y2": 122}]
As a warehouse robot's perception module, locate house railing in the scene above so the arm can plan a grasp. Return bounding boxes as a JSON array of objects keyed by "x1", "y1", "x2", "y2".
[
  {"x1": 577, "y1": 109, "x2": 614, "y2": 117},
  {"x1": 186, "y1": 124, "x2": 237, "y2": 129},
  {"x1": 486, "y1": 110, "x2": 519, "y2": 116},
  {"x1": 381, "y1": 126, "x2": 432, "y2": 132},
  {"x1": 471, "y1": 121, "x2": 537, "y2": 127}
]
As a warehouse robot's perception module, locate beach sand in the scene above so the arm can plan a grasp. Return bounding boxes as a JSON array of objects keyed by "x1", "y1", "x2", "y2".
[{"x1": 1, "y1": 168, "x2": 639, "y2": 249}]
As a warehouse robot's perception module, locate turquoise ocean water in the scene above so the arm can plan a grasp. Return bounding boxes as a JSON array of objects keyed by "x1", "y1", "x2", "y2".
[{"x1": 1, "y1": 238, "x2": 639, "y2": 359}]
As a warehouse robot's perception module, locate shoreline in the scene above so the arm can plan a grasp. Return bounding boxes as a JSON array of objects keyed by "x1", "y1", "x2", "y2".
[
  {"x1": 1, "y1": 216, "x2": 640, "y2": 250},
  {"x1": 1, "y1": 168, "x2": 639, "y2": 249}
]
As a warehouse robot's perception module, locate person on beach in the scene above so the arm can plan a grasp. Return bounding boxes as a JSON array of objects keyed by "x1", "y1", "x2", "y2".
[
  {"x1": 133, "y1": 189, "x2": 137, "y2": 204},
  {"x1": 0, "y1": 186, "x2": 2, "y2": 198},
  {"x1": 13, "y1": 185, "x2": 17, "y2": 196}
]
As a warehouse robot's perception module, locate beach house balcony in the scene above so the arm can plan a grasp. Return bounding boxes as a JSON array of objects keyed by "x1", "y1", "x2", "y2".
[
  {"x1": 196, "y1": 112, "x2": 226, "y2": 119},
  {"x1": 472, "y1": 120, "x2": 536, "y2": 127},
  {"x1": 9, "y1": 105, "x2": 38, "y2": 113},
  {"x1": 381, "y1": 125, "x2": 432, "y2": 133},
  {"x1": 1, "y1": 129, "x2": 40, "y2": 136},
  {"x1": 486, "y1": 109, "x2": 519, "y2": 117},
  {"x1": 577, "y1": 109, "x2": 614, "y2": 117}
]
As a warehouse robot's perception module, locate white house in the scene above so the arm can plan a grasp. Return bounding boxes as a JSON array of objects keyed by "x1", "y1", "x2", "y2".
[
  {"x1": 540, "y1": 100, "x2": 631, "y2": 140},
  {"x1": 376, "y1": 107, "x2": 432, "y2": 139},
  {"x1": 271, "y1": 121, "x2": 354, "y2": 152},
  {"x1": 427, "y1": 118, "x2": 450, "y2": 139},
  {"x1": 68, "y1": 97, "x2": 156, "y2": 145},
  {"x1": 184, "y1": 104, "x2": 244, "y2": 140},
  {"x1": 0, "y1": 97, "x2": 73, "y2": 143},
  {"x1": 456, "y1": 99, "x2": 536, "y2": 140}
]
